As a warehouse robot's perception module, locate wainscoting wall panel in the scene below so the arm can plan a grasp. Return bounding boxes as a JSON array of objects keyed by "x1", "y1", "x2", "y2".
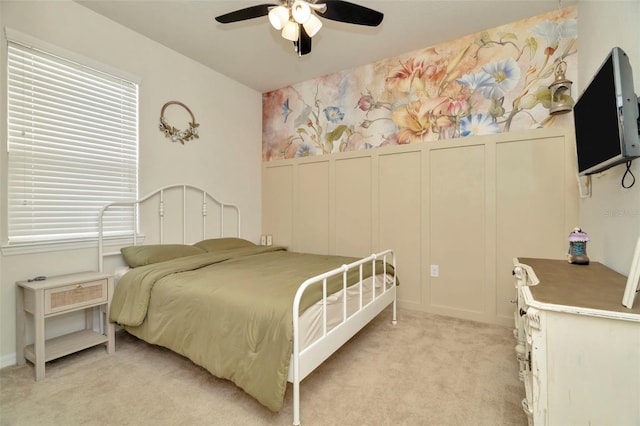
[
  {"x1": 334, "y1": 157, "x2": 372, "y2": 257},
  {"x1": 430, "y1": 144, "x2": 486, "y2": 315},
  {"x1": 378, "y1": 150, "x2": 423, "y2": 306},
  {"x1": 495, "y1": 135, "x2": 570, "y2": 319},
  {"x1": 295, "y1": 161, "x2": 330, "y2": 255},
  {"x1": 262, "y1": 128, "x2": 578, "y2": 326},
  {"x1": 262, "y1": 165, "x2": 294, "y2": 248}
]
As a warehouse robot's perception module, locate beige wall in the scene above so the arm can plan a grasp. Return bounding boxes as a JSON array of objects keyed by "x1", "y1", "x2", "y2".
[
  {"x1": 576, "y1": 1, "x2": 640, "y2": 275},
  {"x1": 262, "y1": 2, "x2": 640, "y2": 326},
  {"x1": 0, "y1": 1, "x2": 263, "y2": 365},
  {"x1": 263, "y1": 127, "x2": 578, "y2": 326}
]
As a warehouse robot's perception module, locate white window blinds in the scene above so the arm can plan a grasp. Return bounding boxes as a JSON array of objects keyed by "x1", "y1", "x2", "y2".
[{"x1": 7, "y1": 40, "x2": 139, "y2": 244}]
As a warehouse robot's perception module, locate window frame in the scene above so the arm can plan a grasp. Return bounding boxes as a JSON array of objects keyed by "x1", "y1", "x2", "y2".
[{"x1": 2, "y1": 28, "x2": 140, "y2": 255}]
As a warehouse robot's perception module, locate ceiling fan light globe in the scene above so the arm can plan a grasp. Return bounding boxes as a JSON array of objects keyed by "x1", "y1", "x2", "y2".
[
  {"x1": 291, "y1": 0, "x2": 311, "y2": 24},
  {"x1": 281, "y1": 21, "x2": 300, "y2": 41},
  {"x1": 303, "y1": 14, "x2": 322, "y2": 37},
  {"x1": 268, "y1": 6, "x2": 289, "y2": 30}
]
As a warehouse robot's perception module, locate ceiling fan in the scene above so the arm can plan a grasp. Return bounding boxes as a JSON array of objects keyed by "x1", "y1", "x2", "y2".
[{"x1": 214, "y1": 0, "x2": 384, "y2": 56}]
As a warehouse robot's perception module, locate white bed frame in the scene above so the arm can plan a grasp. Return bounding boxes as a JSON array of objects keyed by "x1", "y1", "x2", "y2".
[{"x1": 98, "y1": 184, "x2": 397, "y2": 426}]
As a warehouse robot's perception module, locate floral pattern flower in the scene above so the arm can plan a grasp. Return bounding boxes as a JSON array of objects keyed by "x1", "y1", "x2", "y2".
[
  {"x1": 261, "y1": 5, "x2": 577, "y2": 160},
  {"x1": 477, "y1": 58, "x2": 522, "y2": 99},
  {"x1": 323, "y1": 106, "x2": 345, "y2": 123},
  {"x1": 456, "y1": 72, "x2": 494, "y2": 92},
  {"x1": 357, "y1": 94, "x2": 374, "y2": 112},
  {"x1": 532, "y1": 19, "x2": 577, "y2": 49},
  {"x1": 385, "y1": 58, "x2": 429, "y2": 93},
  {"x1": 459, "y1": 114, "x2": 501, "y2": 136},
  {"x1": 296, "y1": 143, "x2": 315, "y2": 157},
  {"x1": 447, "y1": 98, "x2": 468, "y2": 117},
  {"x1": 282, "y1": 98, "x2": 292, "y2": 123},
  {"x1": 392, "y1": 97, "x2": 452, "y2": 143}
]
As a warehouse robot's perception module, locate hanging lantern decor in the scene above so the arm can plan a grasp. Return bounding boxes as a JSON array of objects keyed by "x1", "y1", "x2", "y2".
[
  {"x1": 549, "y1": 60, "x2": 574, "y2": 115},
  {"x1": 567, "y1": 227, "x2": 590, "y2": 265}
]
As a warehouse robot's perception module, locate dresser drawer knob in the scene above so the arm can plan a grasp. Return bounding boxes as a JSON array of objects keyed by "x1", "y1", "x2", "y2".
[{"x1": 75, "y1": 284, "x2": 82, "y2": 289}]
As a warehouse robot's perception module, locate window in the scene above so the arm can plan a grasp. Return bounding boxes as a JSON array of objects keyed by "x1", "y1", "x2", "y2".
[{"x1": 6, "y1": 37, "x2": 138, "y2": 247}]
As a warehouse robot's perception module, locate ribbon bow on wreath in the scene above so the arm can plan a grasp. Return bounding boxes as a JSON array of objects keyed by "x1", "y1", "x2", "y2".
[{"x1": 159, "y1": 101, "x2": 200, "y2": 144}]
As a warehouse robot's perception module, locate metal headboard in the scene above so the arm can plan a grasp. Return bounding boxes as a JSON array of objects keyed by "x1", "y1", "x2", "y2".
[{"x1": 98, "y1": 184, "x2": 241, "y2": 272}]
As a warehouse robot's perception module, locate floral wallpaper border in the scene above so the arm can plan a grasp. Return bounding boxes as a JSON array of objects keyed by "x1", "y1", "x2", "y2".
[{"x1": 262, "y1": 5, "x2": 577, "y2": 161}]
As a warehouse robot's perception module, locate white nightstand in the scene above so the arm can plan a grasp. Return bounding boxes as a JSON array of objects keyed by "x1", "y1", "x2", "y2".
[{"x1": 15, "y1": 271, "x2": 115, "y2": 381}]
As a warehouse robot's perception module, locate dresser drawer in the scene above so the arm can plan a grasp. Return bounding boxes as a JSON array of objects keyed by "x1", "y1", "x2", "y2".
[{"x1": 44, "y1": 279, "x2": 108, "y2": 314}]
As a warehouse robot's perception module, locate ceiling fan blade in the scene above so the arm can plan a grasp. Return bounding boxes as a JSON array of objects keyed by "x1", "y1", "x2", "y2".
[
  {"x1": 319, "y1": 0, "x2": 383, "y2": 26},
  {"x1": 215, "y1": 4, "x2": 278, "y2": 24},
  {"x1": 294, "y1": 25, "x2": 312, "y2": 56}
]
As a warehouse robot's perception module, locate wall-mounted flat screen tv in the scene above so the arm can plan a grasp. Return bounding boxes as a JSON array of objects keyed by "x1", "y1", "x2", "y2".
[{"x1": 573, "y1": 47, "x2": 640, "y2": 176}]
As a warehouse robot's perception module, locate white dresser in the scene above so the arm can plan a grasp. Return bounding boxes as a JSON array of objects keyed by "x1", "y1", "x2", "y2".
[{"x1": 512, "y1": 257, "x2": 640, "y2": 425}]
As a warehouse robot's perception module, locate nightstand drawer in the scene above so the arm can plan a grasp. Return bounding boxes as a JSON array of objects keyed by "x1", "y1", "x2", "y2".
[{"x1": 45, "y1": 279, "x2": 108, "y2": 314}]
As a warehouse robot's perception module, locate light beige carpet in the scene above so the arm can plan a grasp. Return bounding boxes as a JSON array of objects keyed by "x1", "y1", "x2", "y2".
[{"x1": 0, "y1": 308, "x2": 527, "y2": 426}]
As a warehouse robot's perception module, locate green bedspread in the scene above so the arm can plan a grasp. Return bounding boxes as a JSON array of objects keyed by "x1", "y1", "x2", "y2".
[{"x1": 109, "y1": 245, "x2": 391, "y2": 412}]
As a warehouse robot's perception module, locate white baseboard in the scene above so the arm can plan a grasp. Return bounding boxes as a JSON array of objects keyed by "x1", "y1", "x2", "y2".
[{"x1": 1, "y1": 352, "x2": 17, "y2": 369}]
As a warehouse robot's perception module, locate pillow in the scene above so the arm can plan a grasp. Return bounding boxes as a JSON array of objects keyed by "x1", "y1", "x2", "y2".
[
  {"x1": 193, "y1": 237, "x2": 256, "y2": 252},
  {"x1": 121, "y1": 244, "x2": 205, "y2": 268}
]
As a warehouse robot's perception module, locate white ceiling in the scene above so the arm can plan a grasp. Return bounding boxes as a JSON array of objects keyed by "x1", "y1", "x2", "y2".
[{"x1": 76, "y1": 0, "x2": 568, "y2": 93}]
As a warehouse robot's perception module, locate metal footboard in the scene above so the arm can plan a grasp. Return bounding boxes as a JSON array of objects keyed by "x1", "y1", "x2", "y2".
[{"x1": 290, "y1": 249, "x2": 397, "y2": 426}]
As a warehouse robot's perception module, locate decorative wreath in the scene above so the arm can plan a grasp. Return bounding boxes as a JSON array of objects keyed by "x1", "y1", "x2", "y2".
[{"x1": 159, "y1": 101, "x2": 200, "y2": 144}]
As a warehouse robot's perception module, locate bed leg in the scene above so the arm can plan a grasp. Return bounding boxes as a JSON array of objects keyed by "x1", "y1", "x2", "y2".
[
  {"x1": 293, "y1": 378, "x2": 301, "y2": 426},
  {"x1": 391, "y1": 299, "x2": 397, "y2": 325}
]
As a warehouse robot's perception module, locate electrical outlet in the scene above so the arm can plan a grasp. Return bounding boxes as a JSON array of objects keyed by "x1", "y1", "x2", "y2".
[
  {"x1": 260, "y1": 235, "x2": 267, "y2": 245},
  {"x1": 430, "y1": 264, "x2": 439, "y2": 277},
  {"x1": 266, "y1": 235, "x2": 273, "y2": 246}
]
